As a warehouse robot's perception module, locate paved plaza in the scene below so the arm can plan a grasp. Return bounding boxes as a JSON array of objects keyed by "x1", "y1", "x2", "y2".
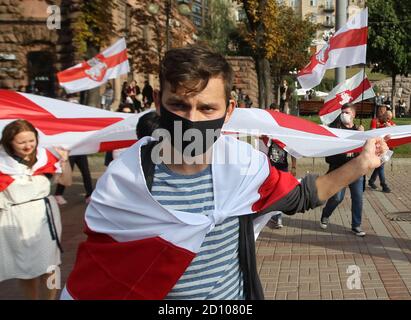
[{"x1": 1, "y1": 156, "x2": 410, "y2": 300}]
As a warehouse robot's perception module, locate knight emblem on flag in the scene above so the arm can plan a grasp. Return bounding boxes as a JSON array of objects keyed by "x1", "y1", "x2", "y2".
[{"x1": 84, "y1": 55, "x2": 108, "y2": 82}]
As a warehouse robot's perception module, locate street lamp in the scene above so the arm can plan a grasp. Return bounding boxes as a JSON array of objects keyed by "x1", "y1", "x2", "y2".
[{"x1": 147, "y1": 1, "x2": 192, "y2": 51}]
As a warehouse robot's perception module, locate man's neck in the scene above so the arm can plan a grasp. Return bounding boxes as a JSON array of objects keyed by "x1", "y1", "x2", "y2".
[
  {"x1": 160, "y1": 142, "x2": 212, "y2": 175},
  {"x1": 167, "y1": 162, "x2": 209, "y2": 175}
]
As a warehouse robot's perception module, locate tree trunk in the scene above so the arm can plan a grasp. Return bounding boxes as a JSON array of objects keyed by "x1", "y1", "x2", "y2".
[
  {"x1": 391, "y1": 72, "x2": 396, "y2": 118},
  {"x1": 257, "y1": 57, "x2": 273, "y2": 109},
  {"x1": 85, "y1": 44, "x2": 101, "y2": 108}
]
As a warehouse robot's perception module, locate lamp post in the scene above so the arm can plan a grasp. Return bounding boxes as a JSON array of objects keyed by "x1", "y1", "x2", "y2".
[{"x1": 147, "y1": 1, "x2": 191, "y2": 52}]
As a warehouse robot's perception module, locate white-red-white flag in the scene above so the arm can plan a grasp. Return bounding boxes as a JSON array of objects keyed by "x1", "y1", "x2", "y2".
[
  {"x1": 0, "y1": 90, "x2": 140, "y2": 155},
  {"x1": 297, "y1": 8, "x2": 368, "y2": 90},
  {"x1": 57, "y1": 38, "x2": 130, "y2": 93},
  {"x1": 319, "y1": 69, "x2": 375, "y2": 125},
  {"x1": 1, "y1": 91, "x2": 411, "y2": 159}
]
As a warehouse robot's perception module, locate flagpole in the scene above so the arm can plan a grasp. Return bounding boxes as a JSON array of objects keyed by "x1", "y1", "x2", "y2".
[
  {"x1": 360, "y1": 63, "x2": 366, "y2": 126},
  {"x1": 359, "y1": 2, "x2": 368, "y2": 126}
]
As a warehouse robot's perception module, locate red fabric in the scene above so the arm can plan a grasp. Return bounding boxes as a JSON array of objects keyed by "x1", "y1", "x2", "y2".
[
  {"x1": 0, "y1": 171, "x2": 14, "y2": 192},
  {"x1": 98, "y1": 140, "x2": 137, "y2": 152},
  {"x1": 370, "y1": 118, "x2": 377, "y2": 129},
  {"x1": 0, "y1": 149, "x2": 59, "y2": 192},
  {"x1": 267, "y1": 110, "x2": 336, "y2": 137},
  {"x1": 0, "y1": 90, "x2": 123, "y2": 135},
  {"x1": 33, "y1": 149, "x2": 59, "y2": 176},
  {"x1": 320, "y1": 78, "x2": 372, "y2": 117},
  {"x1": 252, "y1": 163, "x2": 300, "y2": 212},
  {"x1": 298, "y1": 27, "x2": 367, "y2": 77},
  {"x1": 57, "y1": 50, "x2": 128, "y2": 83},
  {"x1": 66, "y1": 226, "x2": 196, "y2": 300}
]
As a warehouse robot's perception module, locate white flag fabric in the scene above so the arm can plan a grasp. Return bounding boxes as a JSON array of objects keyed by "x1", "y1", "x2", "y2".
[
  {"x1": 319, "y1": 69, "x2": 375, "y2": 125},
  {"x1": 60, "y1": 135, "x2": 300, "y2": 300},
  {"x1": 297, "y1": 8, "x2": 368, "y2": 90},
  {"x1": 57, "y1": 38, "x2": 130, "y2": 93},
  {"x1": 1, "y1": 91, "x2": 411, "y2": 159},
  {"x1": 0, "y1": 90, "x2": 141, "y2": 155}
]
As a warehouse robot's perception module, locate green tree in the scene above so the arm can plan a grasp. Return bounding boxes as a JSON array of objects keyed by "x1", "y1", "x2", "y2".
[
  {"x1": 270, "y1": 5, "x2": 317, "y2": 107},
  {"x1": 70, "y1": 0, "x2": 117, "y2": 107},
  {"x1": 240, "y1": 0, "x2": 284, "y2": 108},
  {"x1": 199, "y1": 0, "x2": 237, "y2": 55},
  {"x1": 368, "y1": 0, "x2": 410, "y2": 117}
]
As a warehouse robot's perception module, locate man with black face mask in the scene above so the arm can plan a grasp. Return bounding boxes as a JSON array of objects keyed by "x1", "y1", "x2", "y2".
[{"x1": 62, "y1": 47, "x2": 389, "y2": 300}]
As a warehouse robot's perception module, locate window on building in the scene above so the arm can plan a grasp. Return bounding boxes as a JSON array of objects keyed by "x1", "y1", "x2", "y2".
[
  {"x1": 310, "y1": 0, "x2": 317, "y2": 6},
  {"x1": 309, "y1": 13, "x2": 317, "y2": 23},
  {"x1": 193, "y1": 16, "x2": 202, "y2": 27},
  {"x1": 192, "y1": 3, "x2": 202, "y2": 14}
]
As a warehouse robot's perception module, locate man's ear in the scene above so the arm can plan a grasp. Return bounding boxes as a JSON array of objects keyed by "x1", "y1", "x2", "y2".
[
  {"x1": 153, "y1": 89, "x2": 161, "y2": 114},
  {"x1": 224, "y1": 99, "x2": 236, "y2": 123}
]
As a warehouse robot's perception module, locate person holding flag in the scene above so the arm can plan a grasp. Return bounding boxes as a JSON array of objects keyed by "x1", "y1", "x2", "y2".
[{"x1": 61, "y1": 45, "x2": 390, "y2": 300}]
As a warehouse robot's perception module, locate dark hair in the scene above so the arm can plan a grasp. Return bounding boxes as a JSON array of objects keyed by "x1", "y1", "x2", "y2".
[
  {"x1": 269, "y1": 103, "x2": 280, "y2": 110},
  {"x1": 1, "y1": 119, "x2": 39, "y2": 167},
  {"x1": 160, "y1": 45, "x2": 234, "y2": 104},
  {"x1": 136, "y1": 112, "x2": 160, "y2": 139},
  {"x1": 341, "y1": 103, "x2": 356, "y2": 112}
]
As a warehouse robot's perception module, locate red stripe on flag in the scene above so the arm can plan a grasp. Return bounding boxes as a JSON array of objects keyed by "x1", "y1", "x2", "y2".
[
  {"x1": 298, "y1": 54, "x2": 321, "y2": 77},
  {"x1": 330, "y1": 27, "x2": 368, "y2": 50},
  {"x1": 266, "y1": 110, "x2": 337, "y2": 137},
  {"x1": 33, "y1": 149, "x2": 60, "y2": 175},
  {"x1": 66, "y1": 225, "x2": 195, "y2": 300},
  {"x1": 252, "y1": 164, "x2": 299, "y2": 212},
  {"x1": 298, "y1": 27, "x2": 367, "y2": 78},
  {"x1": 0, "y1": 171, "x2": 14, "y2": 192},
  {"x1": 319, "y1": 78, "x2": 372, "y2": 116},
  {"x1": 57, "y1": 49, "x2": 128, "y2": 83},
  {"x1": 98, "y1": 140, "x2": 137, "y2": 152},
  {"x1": 0, "y1": 90, "x2": 124, "y2": 135}
]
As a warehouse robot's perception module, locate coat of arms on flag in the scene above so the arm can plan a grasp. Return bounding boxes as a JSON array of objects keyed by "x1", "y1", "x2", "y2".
[{"x1": 57, "y1": 38, "x2": 130, "y2": 94}]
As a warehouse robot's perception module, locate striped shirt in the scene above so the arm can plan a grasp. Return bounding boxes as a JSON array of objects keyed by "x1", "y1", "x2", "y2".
[{"x1": 151, "y1": 163, "x2": 244, "y2": 300}]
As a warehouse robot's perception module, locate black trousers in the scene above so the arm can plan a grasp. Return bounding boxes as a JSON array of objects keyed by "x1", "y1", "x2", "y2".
[{"x1": 55, "y1": 155, "x2": 93, "y2": 197}]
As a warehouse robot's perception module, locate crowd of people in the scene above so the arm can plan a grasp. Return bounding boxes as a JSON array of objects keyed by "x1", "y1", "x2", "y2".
[{"x1": 0, "y1": 45, "x2": 399, "y2": 300}]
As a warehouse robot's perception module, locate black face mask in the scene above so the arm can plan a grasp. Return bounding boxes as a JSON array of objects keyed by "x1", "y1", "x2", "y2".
[{"x1": 159, "y1": 104, "x2": 226, "y2": 157}]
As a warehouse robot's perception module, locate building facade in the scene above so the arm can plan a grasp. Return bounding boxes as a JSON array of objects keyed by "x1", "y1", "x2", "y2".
[{"x1": 0, "y1": 0, "x2": 195, "y2": 106}]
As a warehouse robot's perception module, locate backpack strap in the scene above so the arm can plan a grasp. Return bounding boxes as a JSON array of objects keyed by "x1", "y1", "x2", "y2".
[{"x1": 140, "y1": 141, "x2": 158, "y2": 191}]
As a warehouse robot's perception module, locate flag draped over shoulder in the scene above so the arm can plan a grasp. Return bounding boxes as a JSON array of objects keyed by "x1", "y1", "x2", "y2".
[
  {"x1": 297, "y1": 8, "x2": 368, "y2": 90},
  {"x1": 319, "y1": 69, "x2": 375, "y2": 125},
  {"x1": 57, "y1": 38, "x2": 130, "y2": 93},
  {"x1": 61, "y1": 136, "x2": 300, "y2": 300},
  {"x1": 1, "y1": 90, "x2": 411, "y2": 158},
  {"x1": 0, "y1": 146, "x2": 61, "y2": 192}
]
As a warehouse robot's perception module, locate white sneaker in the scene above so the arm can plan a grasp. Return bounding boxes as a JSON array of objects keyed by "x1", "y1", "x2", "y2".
[{"x1": 55, "y1": 195, "x2": 67, "y2": 205}]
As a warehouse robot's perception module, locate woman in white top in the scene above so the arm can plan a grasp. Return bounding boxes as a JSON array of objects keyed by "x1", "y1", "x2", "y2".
[{"x1": 0, "y1": 119, "x2": 71, "y2": 299}]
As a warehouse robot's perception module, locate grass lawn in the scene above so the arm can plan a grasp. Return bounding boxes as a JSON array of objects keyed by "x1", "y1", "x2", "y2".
[
  {"x1": 324, "y1": 67, "x2": 389, "y2": 82},
  {"x1": 301, "y1": 116, "x2": 411, "y2": 157}
]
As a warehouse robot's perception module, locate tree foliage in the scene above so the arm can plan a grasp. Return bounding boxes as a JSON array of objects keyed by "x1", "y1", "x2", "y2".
[
  {"x1": 240, "y1": 0, "x2": 283, "y2": 60},
  {"x1": 368, "y1": 0, "x2": 410, "y2": 77},
  {"x1": 127, "y1": 1, "x2": 195, "y2": 76},
  {"x1": 72, "y1": 0, "x2": 117, "y2": 57},
  {"x1": 271, "y1": 5, "x2": 318, "y2": 81},
  {"x1": 199, "y1": 0, "x2": 237, "y2": 55}
]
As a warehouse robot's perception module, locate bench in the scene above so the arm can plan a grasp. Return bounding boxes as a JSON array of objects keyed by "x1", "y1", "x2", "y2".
[{"x1": 298, "y1": 100, "x2": 374, "y2": 117}]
